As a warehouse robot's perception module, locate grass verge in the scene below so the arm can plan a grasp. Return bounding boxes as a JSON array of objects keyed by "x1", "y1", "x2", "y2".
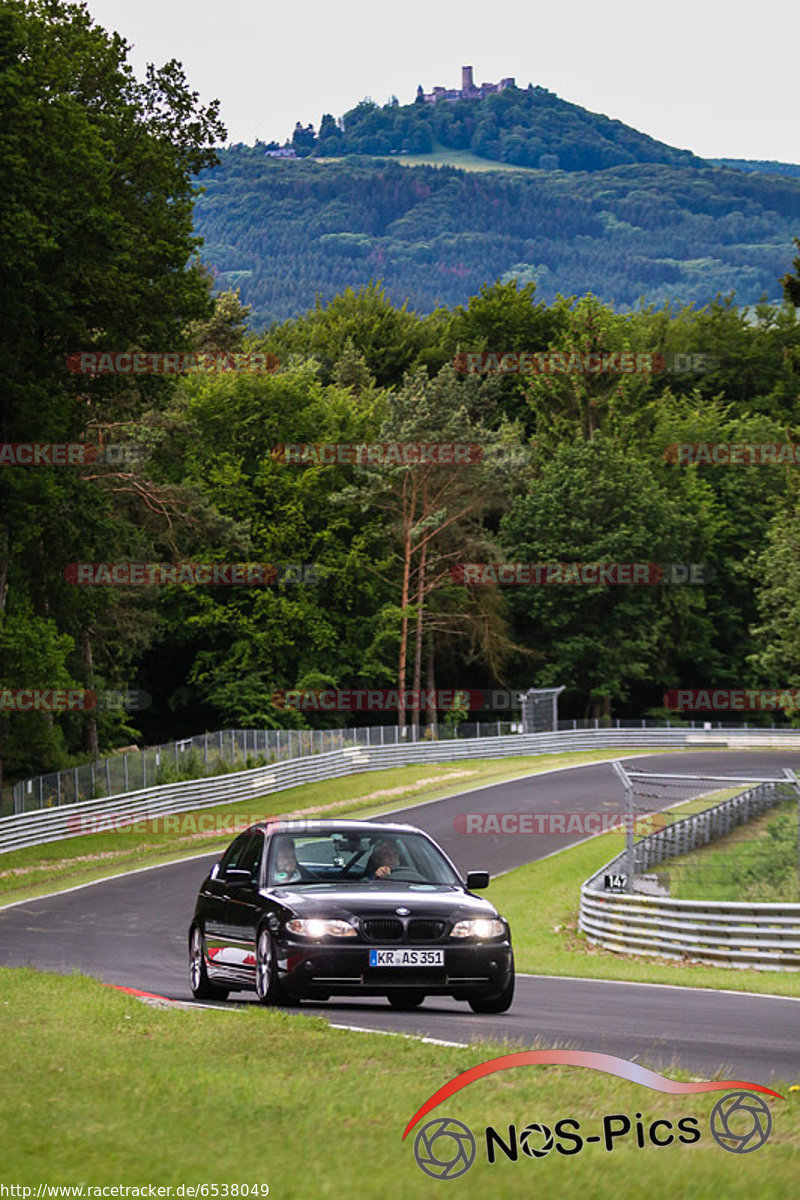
[
  {"x1": 666, "y1": 800, "x2": 800, "y2": 903},
  {"x1": 0, "y1": 969, "x2": 795, "y2": 1196}
]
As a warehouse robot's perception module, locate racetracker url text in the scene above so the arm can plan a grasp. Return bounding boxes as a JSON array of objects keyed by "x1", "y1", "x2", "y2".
[{"x1": 0, "y1": 1187, "x2": 269, "y2": 1198}]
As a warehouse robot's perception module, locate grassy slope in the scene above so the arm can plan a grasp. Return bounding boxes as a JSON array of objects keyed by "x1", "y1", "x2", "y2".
[
  {"x1": 0, "y1": 748, "x2": 674, "y2": 907},
  {"x1": 393, "y1": 144, "x2": 538, "y2": 172},
  {"x1": 0, "y1": 970, "x2": 795, "y2": 1195},
  {"x1": 317, "y1": 141, "x2": 538, "y2": 173},
  {"x1": 665, "y1": 801, "x2": 799, "y2": 902}
]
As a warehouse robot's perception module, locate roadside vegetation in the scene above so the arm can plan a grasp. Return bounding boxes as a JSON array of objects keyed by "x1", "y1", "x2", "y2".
[{"x1": 663, "y1": 800, "x2": 799, "y2": 902}]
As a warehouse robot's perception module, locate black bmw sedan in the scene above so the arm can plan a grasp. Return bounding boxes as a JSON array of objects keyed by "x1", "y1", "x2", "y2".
[{"x1": 189, "y1": 818, "x2": 514, "y2": 1012}]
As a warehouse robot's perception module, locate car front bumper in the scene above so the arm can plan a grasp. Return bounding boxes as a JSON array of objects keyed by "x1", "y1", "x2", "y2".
[{"x1": 275, "y1": 938, "x2": 514, "y2": 998}]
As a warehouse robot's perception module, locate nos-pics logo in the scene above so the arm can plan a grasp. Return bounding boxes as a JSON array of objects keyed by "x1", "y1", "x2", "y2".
[{"x1": 404, "y1": 1052, "x2": 782, "y2": 1180}]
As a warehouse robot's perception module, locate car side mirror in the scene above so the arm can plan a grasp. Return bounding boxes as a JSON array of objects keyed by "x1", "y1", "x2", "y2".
[
  {"x1": 224, "y1": 867, "x2": 254, "y2": 887},
  {"x1": 466, "y1": 870, "x2": 490, "y2": 890}
]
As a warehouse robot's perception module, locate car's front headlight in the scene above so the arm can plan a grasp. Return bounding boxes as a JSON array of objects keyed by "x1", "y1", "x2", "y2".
[
  {"x1": 450, "y1": 918, "x2": 506, "y2": 939},
  {"x1": 285, "y1": 918, "x2": 357, "y2": 938}
]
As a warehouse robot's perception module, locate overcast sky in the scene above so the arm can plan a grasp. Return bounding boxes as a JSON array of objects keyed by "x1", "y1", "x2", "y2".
[{"x1": 87, "y1": 0, "x2": 797, "y2": 162}]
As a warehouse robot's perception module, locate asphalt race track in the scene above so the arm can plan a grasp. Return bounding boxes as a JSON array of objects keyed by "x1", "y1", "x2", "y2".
[{"x1": 1, "y1": 750, "x2": 798, "y2": 1083}]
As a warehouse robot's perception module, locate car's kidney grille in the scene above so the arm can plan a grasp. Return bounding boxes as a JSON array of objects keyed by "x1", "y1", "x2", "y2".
[
  {"x1": 407, "y1": 919, "x2": 446, "y2": 941},
  {"x1": 363, "y1": 918, "x2": 403, "y2": 941}
]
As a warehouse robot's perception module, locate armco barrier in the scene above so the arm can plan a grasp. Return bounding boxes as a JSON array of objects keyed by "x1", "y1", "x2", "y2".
[
  {"x1": 2, "y1": 727, "x2": 799, "y2": 857},
  {"x1": 579, "y1": 779, "x2": 800, "y2": 970}
]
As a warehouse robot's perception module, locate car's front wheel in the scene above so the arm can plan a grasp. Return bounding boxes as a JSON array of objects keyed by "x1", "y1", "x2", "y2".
[
  {"x1": 255, "y1": 928, "x2": 298, "y2": 1006},
  {"x1": 467, "y1": 970, "x2": 515, "y2": 1014},
  {"x1": 189, "y1": 926, "x2": 229, "y2": 1001},
  {"x1": 387, "y1": 990, "x2": 425, "y2": 1010}
]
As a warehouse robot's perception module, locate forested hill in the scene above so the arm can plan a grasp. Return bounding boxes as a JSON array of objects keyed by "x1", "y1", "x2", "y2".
[
  {"x1": 194, "y1": 148, "x2": 800, "y2": 326},
  {"x1": 292, "y1": 86, "x2": 702, "y2": 172}
]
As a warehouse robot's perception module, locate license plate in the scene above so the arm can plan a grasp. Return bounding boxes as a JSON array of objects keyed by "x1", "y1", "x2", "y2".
[{"x1": 369, "y1": 948, "x2": 444, "y2": 967}]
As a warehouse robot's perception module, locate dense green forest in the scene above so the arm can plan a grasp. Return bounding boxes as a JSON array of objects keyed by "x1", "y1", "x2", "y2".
[
  {"x1": 1, "y1": 0, "x2": 799, "y2": 789},
  {"x1": 195, "y1": 150, "x2": 800, "y2": 324}
]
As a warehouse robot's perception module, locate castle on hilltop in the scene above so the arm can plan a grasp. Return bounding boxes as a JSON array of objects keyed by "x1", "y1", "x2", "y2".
[{"x1": 417, "y1": 66, "x2": 516, "y2": 104}]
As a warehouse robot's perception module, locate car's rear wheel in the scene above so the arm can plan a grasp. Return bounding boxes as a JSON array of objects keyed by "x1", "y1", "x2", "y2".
[
  {"x1": 387, "y1": 989, "x2": 425, "y2": 1010},
  {"x1": 467, "y1": 970, "x2": 515, "y2": 1014},
  {"x1": 189, "y1": 926, "x2": 229, "y2": 1001}
]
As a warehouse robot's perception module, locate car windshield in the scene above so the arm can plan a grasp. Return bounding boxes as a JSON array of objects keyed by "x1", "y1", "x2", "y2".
[{"x1": 266, "y1": 831, "x2": 461, "y2": 888}]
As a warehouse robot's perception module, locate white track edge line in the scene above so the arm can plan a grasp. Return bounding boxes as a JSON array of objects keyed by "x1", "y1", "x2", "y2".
[{"x1": 515, "y1": 972, "x2": 800, "y2": 1003}]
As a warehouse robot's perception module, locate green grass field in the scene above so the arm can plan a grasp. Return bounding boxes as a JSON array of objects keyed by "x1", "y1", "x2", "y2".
[
  {"x1": 318, "y1": 142, "x2": 539, "y2": 173},
  {"x1": 393, "y1": 145, "x2": 539, "y2": 173},
  {"x1": 0, "y1": 970, "x2": 795, "y2": 1196}
]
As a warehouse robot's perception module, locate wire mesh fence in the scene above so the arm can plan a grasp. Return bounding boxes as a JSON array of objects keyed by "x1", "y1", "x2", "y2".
[
  {"x1": 594, "y1": 765, "x2": 800, "y2": 902},
  {"x1": 2, "y1": 715, "x2": 797, "y2": 821},
  {"x1": 0, "y1": 721, "x2": 523, "y2": 818}
]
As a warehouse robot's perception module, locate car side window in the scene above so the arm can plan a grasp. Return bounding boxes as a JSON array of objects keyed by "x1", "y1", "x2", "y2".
[
  {"x1": 219, "y1": 833, "x2": 257, "y2": 878},
  {"x1": 239, "y1": 832, "x2": 264, "y2": 882}
]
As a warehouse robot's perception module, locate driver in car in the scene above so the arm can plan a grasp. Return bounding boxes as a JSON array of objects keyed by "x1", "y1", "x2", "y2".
[
  {"x1": 272, "y1": 839, "x2": 314, "y2": 884},
  {"x1": 366, "y1": 838, "x2": 402, "y2": 879}
]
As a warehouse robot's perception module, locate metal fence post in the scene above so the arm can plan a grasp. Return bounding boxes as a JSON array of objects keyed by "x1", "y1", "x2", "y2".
[
  {"x1": 783, "y1": 768, "x2": 800, "y2": 892},
  {"x1": 612, "y1": 760, "x2": 635, "y2": 893}
]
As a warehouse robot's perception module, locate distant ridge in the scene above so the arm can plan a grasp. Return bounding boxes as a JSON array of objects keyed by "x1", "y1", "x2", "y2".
[{"x1": 707, "y1": 158, "x2": 800, "y2": 179}]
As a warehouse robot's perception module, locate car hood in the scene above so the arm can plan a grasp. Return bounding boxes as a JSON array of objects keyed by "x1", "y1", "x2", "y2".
[{"x1": 262, "y1": 885, "x2": 499, "y2": 920}]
